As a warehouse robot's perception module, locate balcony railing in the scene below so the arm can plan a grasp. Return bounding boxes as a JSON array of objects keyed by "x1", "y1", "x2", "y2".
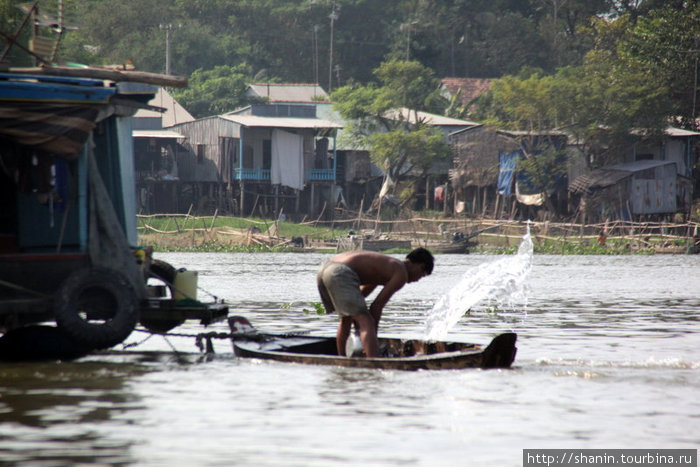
[
  {"x1": 235, "y1": 168, "x2": 270, "y2": 180},
  {"x1": 234, "y1": 168, "x2": 335, "y2": 181},
  {"x1": 305, "y1": 168, "x2": 335, "y2": 181}
]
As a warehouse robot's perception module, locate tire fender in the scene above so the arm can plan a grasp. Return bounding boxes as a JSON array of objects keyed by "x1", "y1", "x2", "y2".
[
  {"x1": 141, "y1": 259, "x2": 186, "y2": 333},
  {"x1": 54, "y1": 267, "x2": 140, "y2": 349}
]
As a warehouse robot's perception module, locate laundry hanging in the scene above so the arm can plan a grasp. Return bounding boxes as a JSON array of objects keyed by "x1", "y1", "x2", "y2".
[{"x1": 271, "y1": 129, "x2": 304, "y2": 191}]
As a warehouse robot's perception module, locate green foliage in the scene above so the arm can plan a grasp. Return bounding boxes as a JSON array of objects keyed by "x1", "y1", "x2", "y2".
[
  {"x1": 301, "y1": 302, "x2": 325, "y2": 315},
  {"x1": 147, "y1": 241, "x2": 296, "y2": 253},
  {"x1": 473, "y1": 3, "x2": 696, "y2": 170},
  {"x1": 373, "y1": 60, "x2": 445, "y2": 111},
  {"x1": 2, "y1": 0, "x2": 691, "y2": 180},
  {"x1": 331, "y1": 60, "x2": 451, "y2": 194},
  {"x1": 138, "y1": 215, "x2": 349, "y2": 240},
  {"x1": 618, "y1": 3, "x2": 700, "y2": 128},
  {"x1": 367, "y1": 126, "x2": 450, "y2": 179},
  {"x1": 516, "y1": 147, "x2": 568, "y2": 195},
  {"x1": 478, "y1": 239, "x2": 657, "y2": 255},
  {"x1": 1, "y1": 0, "x2": 693, "y2": 118},
  {"x1": 173, "y1": 64, "x2": 259, "y2": 118}
]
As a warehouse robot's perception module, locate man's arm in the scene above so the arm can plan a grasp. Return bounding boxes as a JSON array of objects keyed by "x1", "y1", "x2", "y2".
[{"x1": 368, "y1": 269, "x2": 407, "y2": 328}]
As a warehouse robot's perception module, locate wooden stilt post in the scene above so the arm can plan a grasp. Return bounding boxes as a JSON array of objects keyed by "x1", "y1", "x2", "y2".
[
  {"x1": 425, "y1": 177, "x2": 430, "y2": 210},
  {"x1": 274, "y1": 185, "x2": 279, "y2": 215},
  {"x1": 310, "y1": 183, "x2": 316, "y2": 216},
  {"x1": 240, "y1": 181, "x2": 245, "y2": 215}
]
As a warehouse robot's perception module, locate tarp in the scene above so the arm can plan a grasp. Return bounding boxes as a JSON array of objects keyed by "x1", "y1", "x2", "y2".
[
  {"x1": 515, "y1": 181, "x2": 545, "y2": 206},
  {"x1": 497, "y1": 150, "x2": 520, "y2": 196},
  {"x1": 0, "y1": 104, "x2": 99, "y2": 158},
  {"x1": 271, "y1": 129, "x2": 304, "y2": 190}
]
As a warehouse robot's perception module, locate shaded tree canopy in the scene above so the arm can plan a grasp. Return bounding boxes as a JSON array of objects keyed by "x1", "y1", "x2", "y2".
[
  {"x1": 1, "y1": 0, "x2": 696, "y2": 137},
  {"x1": 331, "y1": 60, "x2": 451, "y2": 188},
  {"x1": 3, "y1": 0, "x2": 676, "y2": 84},
  {"x1": 472, "y1": 2, "x2": 699, "y2": 170}
]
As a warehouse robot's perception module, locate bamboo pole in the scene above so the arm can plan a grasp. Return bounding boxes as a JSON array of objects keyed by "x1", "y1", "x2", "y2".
[{"x1": 209, "y1": 209, "x2": 218, "y2": 232}]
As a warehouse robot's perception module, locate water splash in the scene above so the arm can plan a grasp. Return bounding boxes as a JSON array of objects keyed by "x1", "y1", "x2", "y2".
[{"x1": 424, "y1": 224, "x2": 534, "y2": 340}]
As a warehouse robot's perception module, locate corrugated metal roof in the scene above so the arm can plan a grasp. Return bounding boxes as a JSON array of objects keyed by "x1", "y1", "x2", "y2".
[
  {"x1": 133, "y1": 129, "x2": 186, "y2": 139},
  {"x1": 247, "y1": 83, "x2": 329, "y2": 103},
  {"x1": 385, "y1": 108, "x2": 479, "y2": 127},
  {"x1": 607, "y1": 159, "x2": 676, "y2": 172},
  {"x1": 569, "y1": 160, "x2": 677, "y2": 194},
  {"x1": 569, "y1": 170, "x2": 631, "y2": 194},
  {"x1": 220, "y1": 114, "x2": 342, "y2": 129}
]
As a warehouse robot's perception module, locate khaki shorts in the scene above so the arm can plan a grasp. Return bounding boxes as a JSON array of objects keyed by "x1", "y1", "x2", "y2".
[{"x1": 316, "y1": 261, "x2": 368, "y2": 317}]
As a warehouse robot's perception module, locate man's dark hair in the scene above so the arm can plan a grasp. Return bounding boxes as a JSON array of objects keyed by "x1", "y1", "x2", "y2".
[{"x1": 406, "y1": 248, "x2": 434, "y2": 275}]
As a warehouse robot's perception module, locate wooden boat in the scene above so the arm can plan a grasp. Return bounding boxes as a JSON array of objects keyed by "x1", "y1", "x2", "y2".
[
  {"x1": 427, "y1": 239, "x2": 476, "y2": 254},
  {"x1": 228, "y1": 316, "x2": 517, "y2": 370}
]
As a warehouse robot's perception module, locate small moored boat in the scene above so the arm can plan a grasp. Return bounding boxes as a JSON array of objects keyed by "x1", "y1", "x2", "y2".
[{"x1": 228, "y1": 316, "x2": 517, "y2": 370}]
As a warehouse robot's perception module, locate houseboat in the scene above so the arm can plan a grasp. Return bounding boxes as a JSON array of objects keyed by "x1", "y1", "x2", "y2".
[{"x1": 0, "y1": 69, "x2": 228, "y2": 359}]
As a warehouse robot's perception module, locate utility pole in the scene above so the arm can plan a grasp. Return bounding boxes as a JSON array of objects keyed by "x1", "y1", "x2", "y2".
[
  {"x1": 328, "y1": 7, "x2": 339, "y2": 92},
  {"x1": 401, "y1": 21, "x2": 418, "y2": 61},
  {"x1": 160, "y1": 23, "x2": 181, "y2": 75},
  {"x1": 313, "y1": 25, "x2": 319, "y2": 85}
]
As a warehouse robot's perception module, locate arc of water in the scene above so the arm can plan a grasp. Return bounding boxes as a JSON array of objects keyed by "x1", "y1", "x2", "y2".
[{"x1": 424, "y1": 224, "x2": 533, "y2": 340}]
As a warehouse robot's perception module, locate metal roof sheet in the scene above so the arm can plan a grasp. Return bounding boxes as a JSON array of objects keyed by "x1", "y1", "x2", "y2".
[
  {"x1": 220, "y1": 114, "x2": 342, "y2": 129},
  {"x1": 247, "y1": 83, "x2": 328, "y2": 103},
  {"x1": 607, "y1": 159, "x2": 676, "y2": 172},
  {"x1": 385, "y1": 108, "x2": 479, "y2": 127},
  {"x1": 133, "y1": 129, "x2": 186, "y2": 139},
  {"x1": 133, "y1": 87, "x2": 194, "y2": 126}
]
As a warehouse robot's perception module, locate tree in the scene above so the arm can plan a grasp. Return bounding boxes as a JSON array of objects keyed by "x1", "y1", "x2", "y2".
[
  {"x1": 331, "y1": 60, "x2": 451, "y2": 203},
  {"x1": 172, "y1": 64, "x2": 260, "y2": 118},
  {"x1": 618, "y1": 3, "x2": 700, "y2": 129},
  {"x1": 474, "y1": 8, "x2": 682, "y2": 169}
]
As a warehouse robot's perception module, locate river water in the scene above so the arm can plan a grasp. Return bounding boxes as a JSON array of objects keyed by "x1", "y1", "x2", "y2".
[{"x1": 0, "y1": 250, "x2": 698, "y2": 466}]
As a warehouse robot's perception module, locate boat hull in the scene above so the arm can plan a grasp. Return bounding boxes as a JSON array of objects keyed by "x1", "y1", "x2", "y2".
[{"x1": 231, "y1": 333, "x2": 517, "y2": 371}]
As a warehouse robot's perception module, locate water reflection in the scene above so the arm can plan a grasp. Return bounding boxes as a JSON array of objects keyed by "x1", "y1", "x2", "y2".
[{"x1": 0, "y1": 360, "x2": 152, "y2": 465}]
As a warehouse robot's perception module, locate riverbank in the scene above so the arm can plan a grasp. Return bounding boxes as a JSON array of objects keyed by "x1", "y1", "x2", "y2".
[{"x1": 137, "y1": 214, "x2": 700, "y2": 255}]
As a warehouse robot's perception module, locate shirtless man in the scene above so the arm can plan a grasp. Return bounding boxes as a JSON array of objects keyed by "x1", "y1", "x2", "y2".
[{"x1": 316, "y1": 248, "x2": 434, "y2": 358}]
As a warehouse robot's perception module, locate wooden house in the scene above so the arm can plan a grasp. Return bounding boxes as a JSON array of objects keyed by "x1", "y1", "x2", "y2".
[
  {"x1": 449, "y1": 126, "x2": 576, "y2": 218},
  {"x1": 569, "y1": 160, "x2": 683, "y2": 222},
  {"x1": 449, "y1": 125, "x2": 515, "y2": 215},
  {"x1": 569, "y1": 127, "x2": 700, "y2": 222},
  {"x1": 620, "y1": 127, "x2": 698, "y2": 180},
  {"x1": 132, "y1": 87, "x2": 195, "y2": 213},
  {"x1": 171, "y1": 103, "x2": 342, "y2": 218}
]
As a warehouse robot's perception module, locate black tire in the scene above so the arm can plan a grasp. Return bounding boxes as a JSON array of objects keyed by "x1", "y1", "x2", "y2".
[
  {"x1": 149, "y1": 259, "x2": 177, "y2": 285},
  {"x1": 141, "y1": 259, "x2": 185, "y2": 333},
  {"x1": 54, "y1": 267, "x2": 140, "y2": 349}
]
